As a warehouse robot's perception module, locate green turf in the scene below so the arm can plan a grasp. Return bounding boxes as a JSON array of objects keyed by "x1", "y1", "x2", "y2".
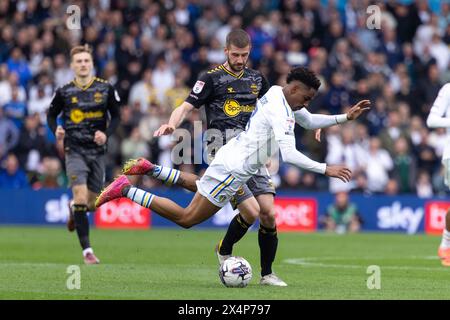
[{"x1": 0, "y1": 226, "x2": 449, "y2": 299}]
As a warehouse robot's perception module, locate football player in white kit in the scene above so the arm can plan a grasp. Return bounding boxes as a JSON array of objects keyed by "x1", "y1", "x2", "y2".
[
  {"x1": 426, "y1": 83, "x2": 450, "y2": 267},
  {"x1": 95, "y1": 67, "x2": 369, "y2": 233}
]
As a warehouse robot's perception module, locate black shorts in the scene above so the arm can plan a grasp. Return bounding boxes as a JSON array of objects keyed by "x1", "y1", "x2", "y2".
[
  {"x1": 230, "y1": 167, "x2": 276, "y2": 210},
  {"x1": 65, "y1": 151, "x2": 105, "y2": 193}
]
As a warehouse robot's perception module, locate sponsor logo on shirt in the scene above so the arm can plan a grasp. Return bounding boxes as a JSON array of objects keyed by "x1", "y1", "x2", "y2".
[
  {"x1": 285, "y1": 118, "x2": 295, "y2": 135},
  {"x1": 193, "y1": 80, "x2": 205, "y2": 94},
  {"x1": 69, "y1": 108, "x2": 104, "y2": 124},
  {"x1": 223, "y1": 99, "x2": 255, "y2": 117},
  {"x1": 94, "y1": 91, "x2": 103, "y2": 103}
]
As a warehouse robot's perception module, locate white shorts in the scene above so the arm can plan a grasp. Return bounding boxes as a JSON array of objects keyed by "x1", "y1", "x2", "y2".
[
  {"x1": 444, "y1": 159, "x2": 450, "y2": 188},
  {"x1": 196, "y1": 162, "x2": 244, "y2": 208}
]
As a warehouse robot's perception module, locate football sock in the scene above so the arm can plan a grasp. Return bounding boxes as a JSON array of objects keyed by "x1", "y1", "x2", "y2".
[
  {"x1": 150, "y1": 165, "x2": 180, "y2": 186},
  {"x1": 440, "y1": 229, "x2": 450, "y2": 248},
  {"x1": 219, "y1": 213, "x2": 252, "y2": 256},
  {"x1": 82, "y1": 248, "x2": 94, "y2": 257},
  {"x1": 125, "y1": 187, "x2": 155, "y2": 208},
  {"x1": 73, "y1": 204, "x2": 91, "y2": 250},
  {"x1": 259, "y1": 224, "x2": 278, "y2": 277}
]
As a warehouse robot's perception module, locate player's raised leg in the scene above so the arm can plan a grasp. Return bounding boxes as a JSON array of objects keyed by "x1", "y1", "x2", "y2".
[
  {"x1": 123, "y1": 157, "x2": 198, "y2": 192},
  {"x1": 123, "y1": 157, "x2": 261, "y2": 264},
  {"x1": 96, "y1": 175, "x2": 227, "y2": 228}
]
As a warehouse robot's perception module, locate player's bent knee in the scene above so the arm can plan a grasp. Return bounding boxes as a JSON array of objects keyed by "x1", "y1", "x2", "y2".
[
  {"x1": 240, "y1": 208, "x2": 258, "y2": 224},
  {"x1": 259, "y1": 208, "x2": 276, "y2": 228},
  {"x1": 179, "y1": 222, "x2": 193, "y2": 229},
  {"x1": 177, "y1": 210, "x2": 197, "y2": 229},
  {"x1": 238, "y1": 200, "x2": 260, "y2": 224},
  {"x1": 177, "y1": 218, "x2": 195, "y2": 229}
]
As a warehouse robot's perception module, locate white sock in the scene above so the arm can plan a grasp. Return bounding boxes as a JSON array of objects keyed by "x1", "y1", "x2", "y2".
[
  {"x1": 126, "y1": 187, "x2": 155, "y2": 208},
  {"x1": 152, "y1": 165, "x2": 180, "y2": 186},
  {"x1": 440, "y1": 229, "x2": 450, "y2": 248},
  {"x1": 83, "y1": 247, "x2": 93, "y2": 257}
]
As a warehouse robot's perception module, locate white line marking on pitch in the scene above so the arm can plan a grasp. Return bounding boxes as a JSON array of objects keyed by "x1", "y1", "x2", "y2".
[{"x1": 283, "y1": 257, "x2": 448, "y2": 272}]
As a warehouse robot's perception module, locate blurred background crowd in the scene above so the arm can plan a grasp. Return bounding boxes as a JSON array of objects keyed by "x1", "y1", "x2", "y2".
[{"x1": 0, "y1": 0, "x2": 449, "y2": 198}]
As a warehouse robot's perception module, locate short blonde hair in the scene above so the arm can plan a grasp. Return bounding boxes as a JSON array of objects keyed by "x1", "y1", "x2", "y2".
[{"x1": 70, "y1": 44, "x2": 93, "y2": 61}]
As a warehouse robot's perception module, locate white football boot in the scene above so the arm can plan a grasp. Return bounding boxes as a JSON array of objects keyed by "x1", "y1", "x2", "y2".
[
  {"x1": 215, "y1": 240, "x2": 231, "y2": 265},
  {"x1": 260, "y1": 273, "x2": 288, "y2": 286}
]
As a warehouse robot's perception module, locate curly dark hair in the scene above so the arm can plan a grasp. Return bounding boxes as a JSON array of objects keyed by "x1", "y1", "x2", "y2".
[{"x1": 286, "y1": 67, "x2": 321, "y2": 90}]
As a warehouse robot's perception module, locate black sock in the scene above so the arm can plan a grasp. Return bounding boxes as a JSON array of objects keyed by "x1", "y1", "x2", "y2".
[
  {"x1": 219, "y1": 213, "x2": 252, "y2": 255},
  {"x1": 73, "y1": 204, "x2": 91, "y2": 250},
  {"x1": 259, "y1": 224, "x2": 278, "y2": 277}
]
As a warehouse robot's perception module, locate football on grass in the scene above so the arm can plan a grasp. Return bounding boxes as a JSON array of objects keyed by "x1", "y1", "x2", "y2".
[{"x1": 219, "y1": 256, "x2": 252, "y2": 288}]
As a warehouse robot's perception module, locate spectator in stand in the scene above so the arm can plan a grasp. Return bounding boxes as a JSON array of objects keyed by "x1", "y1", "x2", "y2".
[
  {"x1": 13, "y1": 113, "x2": 51, "y2": 171},
  {"x1": 53, "y1": 53, "x2": 73, "y2": 88},
  {"x1": 0, "y1": 0, "x2": 446, "y2": 195},
  {"x1": 392, "y1": 137, "x2": 417, "y2": 193},
  {"x1": 6, "y1": 48, "x2": 32, "y2": 87},
  {"x1": 32, "y1": 156, "x2": 67, "y2": 189},
  {"x1": 151, "y1": 57, "x2": 175, "y2": 105},
  {"x1": 416, "y1": 170, "x2": 434, "y2": 198},
  {"x1": 0, "y1": 70, "x2": 26, "y2": 106},
  {"x1": 121, "y1": 127, "x2": 150, "y2": 161},
  {"x1": 379, "y1": 110, "x2": 410, "y2": 155},
  {"x1": 324, "y1": 71, "x2": 350, "y2": 115},
  {"x1": 0, "y1": 153, "x2": 29, "y2": 188},
  {"x1": 363, "y1": 137, "x2": 394, "y2": 193},
  {"x1": 164, "y1": 77, "x2": 190, "y2": 114},
  {"x1": 28, "y1": 85, "x2": 53, "y2": 124},
  {"x1": 280, "y1": 165, "x2": 301, "y2": 189},
  {"x1": 365, "y1": 97, "x2": 389, "y2": 136},
  {"x1": 128, "y1": 69, "x2": 159, "y2": 113},
  {"x1": 322, "y1": 191, "x2": 362, "y2": 234},
  {"x1": 385, "y1": 178, "x2": 400, "y2": 195},
  {"x1": 0, "y1": 106, "x2": 19, "y2": 161},
  {"x1": 326, "y1": 125, "x2": 365, "y2": 193},
  {"x1": 3, "y1": 86, "x2": 27, "y2": 130}
]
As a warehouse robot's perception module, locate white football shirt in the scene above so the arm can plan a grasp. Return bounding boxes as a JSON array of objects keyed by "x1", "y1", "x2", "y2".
[{"x1": 215, "y1": 85, "x2": 327, "y2": 181}]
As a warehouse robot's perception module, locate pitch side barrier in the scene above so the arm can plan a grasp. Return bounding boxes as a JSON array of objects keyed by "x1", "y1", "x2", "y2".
[{"x1": 0, "y1": 188, "x2": 447, "y2": 234}]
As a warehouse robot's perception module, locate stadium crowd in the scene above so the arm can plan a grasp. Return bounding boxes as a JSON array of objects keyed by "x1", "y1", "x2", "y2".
[{"x1": 0, "y1": 0, "x2": 449, "y2": 198}]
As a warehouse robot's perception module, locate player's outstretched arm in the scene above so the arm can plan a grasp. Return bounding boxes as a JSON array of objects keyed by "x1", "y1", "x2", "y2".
[
  {"x1": 278, "y1": 138, "x2": 352, "y2": 183},
  {"x1": 308, "y1": 99, "x2": 371, "y2": 142},
  {"x1": 154, "y1": 101, "x2": 195, "y2": 137},
  {"x1": 295, "y1": 99, "x2": 371, "y2": 130}
]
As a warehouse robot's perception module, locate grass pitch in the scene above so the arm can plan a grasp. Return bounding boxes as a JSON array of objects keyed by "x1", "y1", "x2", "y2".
[{"x1": 0, "y1": 226, "x2": 449, "y2": 300}]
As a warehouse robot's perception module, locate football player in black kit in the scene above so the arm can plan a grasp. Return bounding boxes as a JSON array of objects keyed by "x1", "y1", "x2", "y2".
[
  {"x1": 47, "y1": 45, "x2": 121, "y2": 264},
  {"x1": 153, "y1": 29, "x2": 287, "y2": 286}
]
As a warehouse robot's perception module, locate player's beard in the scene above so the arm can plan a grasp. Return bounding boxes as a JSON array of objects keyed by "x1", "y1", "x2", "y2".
[{"x1": 227, "y1": 58, "x2": 246, "y2": 73}]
